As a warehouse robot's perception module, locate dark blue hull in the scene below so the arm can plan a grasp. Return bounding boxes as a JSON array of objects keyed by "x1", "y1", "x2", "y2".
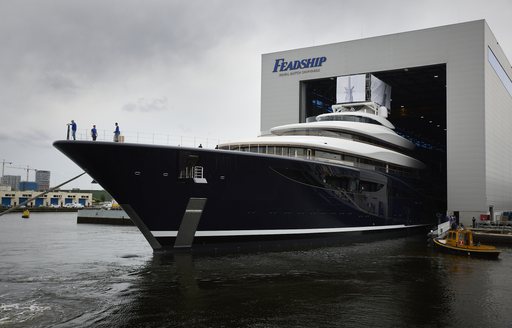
[{"x1": 54, "y1": 141, "x2": 434, "y2": 250}]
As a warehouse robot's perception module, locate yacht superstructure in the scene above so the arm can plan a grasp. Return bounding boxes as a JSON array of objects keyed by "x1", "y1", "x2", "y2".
[{"x1": 219, "y1": 102, "x2": 423, "y2": 175}]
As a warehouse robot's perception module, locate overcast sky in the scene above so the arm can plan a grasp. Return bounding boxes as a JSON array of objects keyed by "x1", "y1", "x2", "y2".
[{"x1": 1, "y1": 0, "x2": 511, "y2": 190}]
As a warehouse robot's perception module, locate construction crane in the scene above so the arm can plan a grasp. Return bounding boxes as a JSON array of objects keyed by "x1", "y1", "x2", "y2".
[
  {"x1": 7, "y1": 165, "x2": 38, "y2": 181},
  {"x1": 1, "y1": 159, "x2": 13, "y2": 177}
]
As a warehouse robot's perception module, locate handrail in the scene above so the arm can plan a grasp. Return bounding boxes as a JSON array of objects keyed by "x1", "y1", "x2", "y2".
[
  {"x1": 179, "y1": 166, "x2": 205, "y2": 179},
  {"x1": 193, "y1": 166, "x2": 204, "y2": 179},
  {"x1": 66, "y1": 128, "x2": 228, "y2": 149}
]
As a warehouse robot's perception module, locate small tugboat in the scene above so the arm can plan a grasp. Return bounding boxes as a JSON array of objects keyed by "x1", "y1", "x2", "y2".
[
  {"x1": 433, "y1": 227, "x2": 500, "y2": 258},
  {"x1": 21, "y1": 209, "x2": 30, "y2": 219}
]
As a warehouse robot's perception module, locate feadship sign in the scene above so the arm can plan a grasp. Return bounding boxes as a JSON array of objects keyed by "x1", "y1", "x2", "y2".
[{"x1": 272, "y1": 56, "x2": 327, "y2": 76}]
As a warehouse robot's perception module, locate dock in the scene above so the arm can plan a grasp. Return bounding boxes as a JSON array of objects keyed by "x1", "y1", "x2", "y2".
[
  {"x1": 429, "y1": 221, "x2": 512, "y2": 245},
  {"x1": 77, "y1": 208, "x2": 133, "y2": 225},
  {"x1": 0, "y1": 207, "x2": 78, "y2": 213},
  {"x1": 471, "y1": 226, "x2": 512, "y2": 244}
]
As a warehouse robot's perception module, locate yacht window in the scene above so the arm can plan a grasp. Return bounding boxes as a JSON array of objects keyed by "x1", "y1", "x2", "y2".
[
  {"x1": 223, "y1": 142, "x2": 415, "y2": 178},
  {"x1": 343, "y1": 155, "x2": 356, "y2": 163},
  {"x1": 316, "y1": 150, "x2": 342, "y2": 161},
  {"x1": 317, "y1": 115, "x2": 381, "y2": 125}
]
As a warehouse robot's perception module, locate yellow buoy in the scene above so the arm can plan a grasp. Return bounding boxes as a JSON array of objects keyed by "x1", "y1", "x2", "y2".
[{"x1": 22, "y1": 209, "x2": 30, "y2": 219}]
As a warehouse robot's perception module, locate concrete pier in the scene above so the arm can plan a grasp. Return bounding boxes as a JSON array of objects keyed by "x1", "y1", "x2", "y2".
[
  {"x1": 471, "y1": 226, "x2": 512, "y2": 244},
  {"x1": 77, "y1": 208, "x2": 133, "y2": 225}
]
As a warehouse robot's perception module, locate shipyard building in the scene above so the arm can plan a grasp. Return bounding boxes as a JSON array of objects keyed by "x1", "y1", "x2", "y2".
[
  {"x1": 260, "y1": 20, "x2": 512, "y2": 225},
  {"x1": 0, "y1": 190, "x2": 92, "y2": 208}
]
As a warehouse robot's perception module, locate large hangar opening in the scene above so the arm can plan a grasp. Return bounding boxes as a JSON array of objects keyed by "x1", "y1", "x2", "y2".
[{"x1": 300, "y1": 64, "x2": 447, "y2": 214}]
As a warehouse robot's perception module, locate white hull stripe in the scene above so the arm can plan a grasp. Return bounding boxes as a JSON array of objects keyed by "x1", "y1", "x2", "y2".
[{"x1": 151, "y1": 224, "x2": 426, "y2": 238}]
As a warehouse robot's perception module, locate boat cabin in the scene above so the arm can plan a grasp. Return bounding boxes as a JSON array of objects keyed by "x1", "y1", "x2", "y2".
[{"x1": 445, "y1": 228, "x2": 475, "y2": 247}]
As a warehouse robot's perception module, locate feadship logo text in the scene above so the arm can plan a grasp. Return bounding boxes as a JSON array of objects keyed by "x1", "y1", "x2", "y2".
[{"x1": 272, "y1": 56, "x2": 327, "y2": 72}]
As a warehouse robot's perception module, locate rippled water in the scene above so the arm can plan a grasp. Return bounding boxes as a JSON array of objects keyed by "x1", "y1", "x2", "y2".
[{"x1": 1, "y1": 212, "x2": 511, "y2": 327}]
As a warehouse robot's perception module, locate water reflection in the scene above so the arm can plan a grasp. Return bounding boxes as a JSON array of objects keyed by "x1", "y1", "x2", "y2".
[
  {"x1": 1, "y1": 214, "x2": 510, "y2": 328},
  {"x1": 105, "y1": 237, "x2": 480, "y2": 328}
]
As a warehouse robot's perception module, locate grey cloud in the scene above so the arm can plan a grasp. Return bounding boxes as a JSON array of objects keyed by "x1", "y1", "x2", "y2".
[
  {"x1": 0, "y1": 130, "x2": 54, "y2": 148},
  {"x1": 0, "y1": 1, "x2": 265, "y2": 86},
  {"x1": 42, "y1": 72, "x2": 80, "y2": 93},
  {"x1": 122, "y1": 97, "x2": 169, "y2": 113}
]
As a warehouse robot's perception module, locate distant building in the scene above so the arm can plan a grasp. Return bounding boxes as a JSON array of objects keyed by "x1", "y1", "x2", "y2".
[
  {"x1": 19, "y1": 181, "x2": 38, "y2": 191},
  {"x1": 0, "y1": 185, "x2": 11, "y2": 191},
  {"x1": 35, "y1": 170, "x2": 50, "y2": 191},
  {"x1": 0, "y1": 175, "x2": 21, "y2": 191},
  {"x1": 0, "y1": 190, "x2": 93, "y2": 208}
]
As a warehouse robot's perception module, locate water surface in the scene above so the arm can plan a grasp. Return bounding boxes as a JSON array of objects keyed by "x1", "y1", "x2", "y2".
[{"x1": 1, "y1": 213, "x2": 511, "y2": 327}]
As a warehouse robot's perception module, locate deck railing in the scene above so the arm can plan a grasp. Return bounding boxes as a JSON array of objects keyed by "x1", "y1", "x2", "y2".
[{"x1": 68, "y1": 128, "x2": 228, "y2": 149}]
